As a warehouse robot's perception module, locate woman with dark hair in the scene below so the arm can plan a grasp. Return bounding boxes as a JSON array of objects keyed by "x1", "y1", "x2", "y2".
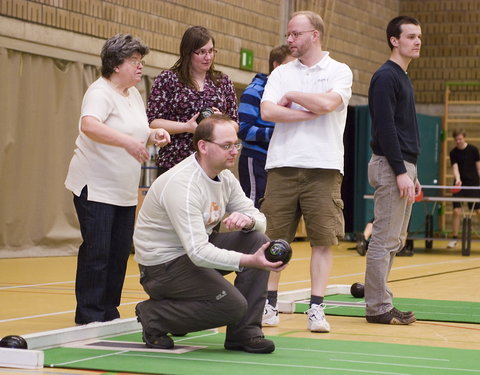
[
  {"x1": 147, "y1": 26, "x2": 238, "y2": 173},
  {"x1": 65, "y1": 34, "x2": 170, "y2": 325}
]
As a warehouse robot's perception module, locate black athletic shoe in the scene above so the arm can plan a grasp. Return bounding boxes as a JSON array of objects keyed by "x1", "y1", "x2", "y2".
[
  {"x1": 142, "y1": 332, "x2": 174, "y2": 349},
  {"x1": 391, "y1": 307, "x2": 416, "y2": 320},
  {"x1": 366, "y1": 308, "x2": 416, "y2": 325},
  {"x1": 135, "y1": 303, "x2": 174, "y2": 349},
  {"x1": 224, "y1": 336, "x2": 275, "y2": 354}
]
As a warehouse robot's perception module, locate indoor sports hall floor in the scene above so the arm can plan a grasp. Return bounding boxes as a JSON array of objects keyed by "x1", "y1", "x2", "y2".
[{"x1": 1, "y1": 239, "x2": 479, "y2": 374}]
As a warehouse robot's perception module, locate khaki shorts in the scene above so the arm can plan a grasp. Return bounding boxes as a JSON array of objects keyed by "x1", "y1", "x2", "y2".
[{"x1": 261, "y1": 167, "x2": 344, "y2": 246}]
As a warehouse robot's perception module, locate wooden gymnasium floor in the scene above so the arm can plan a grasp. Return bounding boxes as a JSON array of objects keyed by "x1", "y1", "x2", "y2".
[{"x1": 1, "y1": 239, "x2": 480, "y2": 374}]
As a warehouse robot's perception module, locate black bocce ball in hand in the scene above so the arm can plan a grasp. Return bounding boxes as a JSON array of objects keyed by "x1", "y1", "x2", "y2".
[
  {"x1": 265, "y1": 239, "x2": 292, "y2": 265},
  {"x1": 196, "y1": 108, "x2": 214, "y2": 124},
  {"x1": 350, "y1": 282, "x2": 365, "y2": 298}
]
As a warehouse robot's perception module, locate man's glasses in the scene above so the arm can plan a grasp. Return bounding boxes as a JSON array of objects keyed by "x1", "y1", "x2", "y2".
[
  {"x1": 284, "y1": 30, "x2": 315, "y2": 39},
  {"x1": 127, "y1": 59, "x2": 146, "y2": 67},
  {"x1": 193, "y1": 48, "x2": 218, "y2": 57},
  {"x1": 205, "y1": 140, "x2": 242, "y2": 151}
]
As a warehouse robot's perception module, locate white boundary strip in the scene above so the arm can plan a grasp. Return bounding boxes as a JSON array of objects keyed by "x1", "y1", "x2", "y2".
[
  {"x1": 1, "y1": 318, "x2": 141, "y2": 369},
  {"x1": 0, "y1": 347, "x2": 44, "y2": 370},
  {"x1": 24, "y1": 317, "x2": 141, "y2": 350}
]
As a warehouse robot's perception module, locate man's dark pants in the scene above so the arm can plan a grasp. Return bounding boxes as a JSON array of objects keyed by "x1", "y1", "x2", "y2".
[{"x1": 136, "y1": 230, "x2": 270, "y2": 341}]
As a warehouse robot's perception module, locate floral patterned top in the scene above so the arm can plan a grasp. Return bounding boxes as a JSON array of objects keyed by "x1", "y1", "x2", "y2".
[{"x1": 146, "y1": 70, "x2": 238, "y2": 169}]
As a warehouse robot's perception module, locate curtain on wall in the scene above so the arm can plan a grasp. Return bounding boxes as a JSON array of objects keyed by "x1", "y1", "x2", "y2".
[
  {"x1": 0, "y1": 48, "x2": 153, "y2": 257},
  {"x1": 0, "y1": 48, "x2": 93, "y2": 256}
]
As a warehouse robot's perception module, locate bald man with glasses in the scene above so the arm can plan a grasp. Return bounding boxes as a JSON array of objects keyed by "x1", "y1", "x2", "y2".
[{"x1": 133, "y1": 114, "x2": 286, "y2": 353}]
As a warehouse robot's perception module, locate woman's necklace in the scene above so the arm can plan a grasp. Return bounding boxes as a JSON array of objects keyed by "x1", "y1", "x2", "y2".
[{"x1": 106, "y1": 77, "x2": 129, "y2": 97}]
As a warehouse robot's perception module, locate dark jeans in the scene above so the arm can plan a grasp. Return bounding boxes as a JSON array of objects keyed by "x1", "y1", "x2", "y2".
[
  {"x1": 238, "y1": 154, "x2": 267, "y2": 209},
  {"x1": 73, "y1": 186, "x2": 135, "y2": 324},
  {"x1": 136, "y1": 230, "x2": 270, "y2": 341}
]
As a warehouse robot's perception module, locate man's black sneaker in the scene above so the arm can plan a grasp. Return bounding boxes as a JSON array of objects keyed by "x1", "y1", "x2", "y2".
[
  {"x1": 224, "y1": 336, "x2": 275, "y2": 353},
  {"x1": 366, "y1": 308, "x2": 416, "y2": 325},
  {"x1": 391, "y1": 307, "x2": 416, "y2": 320},
  {"x1": 143, "y1": 332, "x2": 174, "y2": 349},
  {"x1": 135, "y1": 303, "x2": 174, "y2": 349}
]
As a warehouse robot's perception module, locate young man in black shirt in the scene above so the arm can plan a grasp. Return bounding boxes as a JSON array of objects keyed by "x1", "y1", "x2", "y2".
[{"x1": 365, "y1": 16, "x2": 422, "y2": 325}]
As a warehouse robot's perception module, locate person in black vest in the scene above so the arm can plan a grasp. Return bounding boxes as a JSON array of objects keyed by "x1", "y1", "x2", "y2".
[{"x1": 448, "y1": 129, "x2": 480, "y2": 248}]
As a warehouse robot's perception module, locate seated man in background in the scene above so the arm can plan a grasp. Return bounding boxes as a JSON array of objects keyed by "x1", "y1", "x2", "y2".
[{"x1": 133, "y1": 114, "x2": 286, "y2": 354}]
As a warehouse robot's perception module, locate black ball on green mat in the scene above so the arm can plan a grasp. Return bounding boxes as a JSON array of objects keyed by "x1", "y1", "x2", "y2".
[{"x1": 350, "y1": 282, "x2": 365, "y2": 298}]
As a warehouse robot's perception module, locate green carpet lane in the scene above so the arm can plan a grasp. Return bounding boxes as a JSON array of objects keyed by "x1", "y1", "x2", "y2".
[
  {"x1": 294, "y1": 295, "x2": 480, "y2": 324},
  {"x1": 44, "y1": 332, "x2": 480, "y2": 375}
]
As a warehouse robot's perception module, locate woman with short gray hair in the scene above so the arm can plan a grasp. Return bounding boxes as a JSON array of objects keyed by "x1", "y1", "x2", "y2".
[
  {"x1": 65, "y1": 34, "x2": 170, "y2": 325},
  {"x1": 100, "y1": 34, "x2": 150, "y2": 78}
]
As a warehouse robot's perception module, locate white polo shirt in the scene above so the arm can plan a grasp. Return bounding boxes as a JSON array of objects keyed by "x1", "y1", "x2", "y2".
[
  {"x1": 262, "y1": 52, "x2": 352, "y2": 173},
  {"x1": 65, "y1": 77, "x2": 150, "y2": 206}
]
